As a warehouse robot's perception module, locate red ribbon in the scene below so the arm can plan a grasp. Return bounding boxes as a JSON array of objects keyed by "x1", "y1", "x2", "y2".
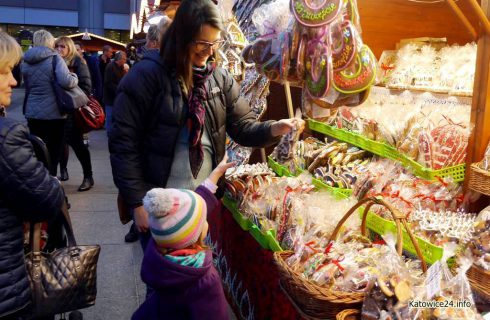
[
  {"x1": 331, "y1": 256, "x2": 345, "y2": 272},
  {"x1": 305, "y1": 241, "x2": 321, "y2": 253},
  {"x1": 381, "y1": 63, "x2": 395, "y2": 71},
  {"x1": 324, "y1": 242, "x2": 334, "y2": 255},
  {"x1": 435, "y1": 176, "x2": 449, "y2": 187}
]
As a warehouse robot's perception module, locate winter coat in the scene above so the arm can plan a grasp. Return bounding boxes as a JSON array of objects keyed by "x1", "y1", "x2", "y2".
[
  {"x1": 0, "y1": 116, "x2": 64, "y2": 318},
  {"x1": 84, "y1": 54, "x2": 103, "y2": 102},
  {"x1": 99, "y1": 55, "x2": 110, "y2": 82},
  {"x1": 22, "y1": 46, "x2": 78, "y2": 120},
  {"x1": 69, "y1": 55, "x2": 92, "y2": 95},
  {"x1": 132, "y1": 186, "x2": 229, "y2": 320},
  {"x1": 109, "y1": 50, "x2": 278, "y2": 208},
  {"x1": 103, "y1": 61, "x2": 125, "y2": 106}
]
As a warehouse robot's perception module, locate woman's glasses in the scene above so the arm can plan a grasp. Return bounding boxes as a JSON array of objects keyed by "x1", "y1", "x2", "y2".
[
  {"x1": 193, "y1": 39, "x2": 225, "y2": 52},
  {"x1": 55, "y1": 44, "x2": 66, "y2": 49}
]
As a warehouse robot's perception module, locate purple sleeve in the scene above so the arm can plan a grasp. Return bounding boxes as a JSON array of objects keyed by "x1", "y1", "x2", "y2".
[{"x1": 195, "y1": 185, "x2": 219, "y2": 214}]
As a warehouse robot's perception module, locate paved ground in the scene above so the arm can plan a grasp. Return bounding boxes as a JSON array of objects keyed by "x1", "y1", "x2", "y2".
[{"x1": 9, "y1": 88, "x2": 155, "y2": 319}]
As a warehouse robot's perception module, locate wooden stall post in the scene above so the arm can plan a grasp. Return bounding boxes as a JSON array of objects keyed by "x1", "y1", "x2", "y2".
[
  {"x1": 446, "y1": 0, "x2": 478, "y2": 39},
  {"x1": 283, "y1": 81, "x2": 295, "y2": 119},
  {"x1": 465, "y1": 0, "x2": 490, "y2": 201}
]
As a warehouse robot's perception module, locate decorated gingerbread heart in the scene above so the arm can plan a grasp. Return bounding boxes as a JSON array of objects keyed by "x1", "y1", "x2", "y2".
[
  {"x1": 291, "y1": 0, "x2": 343, "y2": 27},
  {"x1": 331, "y1": 21, "x2": 357, "y2": 71},
  {"x1": 342, "y1": 0, "x2": 361, "y2": 31},
  {"x1": 296, "y1": 34, "x2": 308, "y2": 80},
  {"x1": 333, "y1": 45, "x2": 376, "y2": 94},
  {"x1": 279, "y1": 31, "x2": 291, "y2": 81},
  {"x1": 305, "y1": 28, "x2": 333, "y2": 98},
  {"x1": 431, "y1": 124, "x2": 468, "y2": 169}
]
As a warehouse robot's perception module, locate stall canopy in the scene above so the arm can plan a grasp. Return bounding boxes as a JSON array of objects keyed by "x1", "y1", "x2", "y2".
[{"x1": 67, "y1": 32, "x2": 126, "y2": 53}]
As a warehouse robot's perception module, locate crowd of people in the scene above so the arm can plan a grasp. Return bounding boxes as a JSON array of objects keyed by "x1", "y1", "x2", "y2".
[{"x1": 0, "y1": 0, "x2": 302, "y2": 319}]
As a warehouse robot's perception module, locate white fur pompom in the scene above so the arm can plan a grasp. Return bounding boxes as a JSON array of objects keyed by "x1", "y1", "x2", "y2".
[{"x1": 143, "y1": 188, "x2": 174, "y2": 218}]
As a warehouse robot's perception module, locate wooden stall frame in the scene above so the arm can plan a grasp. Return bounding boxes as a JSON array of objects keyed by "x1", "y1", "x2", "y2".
[
  {"x1": 447, "y1": 0, "x2": 478, "y2": 39},
  {"x1": 465, "y1": 0, "x2": 490, "y2": 203}
]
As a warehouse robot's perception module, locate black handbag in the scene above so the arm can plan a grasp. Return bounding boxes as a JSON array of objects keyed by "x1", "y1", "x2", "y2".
[
  {"x1": 25, "y1": 201, "x2": 101, "y2": 317},
  {"x1": 51, "y1": 55, "x2": 89, "y2": 114}
]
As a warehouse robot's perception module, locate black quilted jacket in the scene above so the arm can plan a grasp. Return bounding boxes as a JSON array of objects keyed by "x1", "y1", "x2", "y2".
[
  {"x1": 0, "y1": 116, "x2": 64, "y2": 318},
  {"x1": 109, "y1": 51, "x2": 277, "y2": 208},
  {"x1": 69, "y1": 55, "x2": 92, "y2": 95}
]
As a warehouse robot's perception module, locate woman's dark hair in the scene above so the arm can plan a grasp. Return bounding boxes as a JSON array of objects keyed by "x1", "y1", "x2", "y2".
[{"x1": 160, "y1": 0, "x2": 224, "y2": 91}]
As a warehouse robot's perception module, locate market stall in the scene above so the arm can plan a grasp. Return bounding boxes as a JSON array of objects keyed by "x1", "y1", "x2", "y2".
[
  {"x1": 210, "y1": 0, "x2": 490, "y2": 319},
  {"x1": 66, "y1": 32, "x2": 127, "y2": 53}
]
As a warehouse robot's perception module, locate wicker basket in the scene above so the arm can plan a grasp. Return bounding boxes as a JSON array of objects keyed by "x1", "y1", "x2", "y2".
[
  {"x1": 468, "y1": 162, "x2": 490, "y2": 196},
  {"x1": 273, "y1": 197, "x2": 427, "y2": 319},
  {"x1": 467, "y1": 264, "x2": 490, "y2": 301},
  {"x1": 336, "y1": 309, "x2": 361, "y2": 320}
]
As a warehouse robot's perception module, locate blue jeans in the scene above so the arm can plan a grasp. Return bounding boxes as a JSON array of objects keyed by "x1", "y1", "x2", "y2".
[{"x1": 105, "y1": 105, "x2": 113, "y2": 136}]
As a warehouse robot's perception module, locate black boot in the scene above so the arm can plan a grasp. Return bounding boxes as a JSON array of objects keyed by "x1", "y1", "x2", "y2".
[
  {"x1": 78, "y1": 176, "x2": 94, "y2": 192},
  {"x1": 124, "y1": 223, "x2": 139, "y2": 243},
  {"x1": 60, "y1": 167, "x2": 69, "y2": 181}
]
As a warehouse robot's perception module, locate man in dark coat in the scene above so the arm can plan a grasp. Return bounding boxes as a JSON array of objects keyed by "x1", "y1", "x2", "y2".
[
  {"x1": 103, "y1": 51, "x2": 127, "y2": 135},
  {"x1": 98, "y1": 45, "x2": 112, "y2": 83},
  {"x1": 75, "y1": 42, "x2": 103, "y2": 102}
]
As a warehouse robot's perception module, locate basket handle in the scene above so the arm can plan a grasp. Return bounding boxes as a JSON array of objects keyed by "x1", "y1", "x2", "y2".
[{"x1": 328, "y1": 197, "x2": 427, "y2": 272}]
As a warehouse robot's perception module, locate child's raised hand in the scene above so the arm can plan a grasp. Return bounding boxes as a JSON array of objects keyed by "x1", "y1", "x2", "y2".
[
  {"x1": 207, "y1": 154, "x2": 236, "y2": 185},
  {"x1": 218, "y1": 153, "x2": 236, "y2": 172}
]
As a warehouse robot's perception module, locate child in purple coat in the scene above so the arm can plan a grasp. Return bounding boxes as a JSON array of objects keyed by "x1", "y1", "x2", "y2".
[{"x1": 132, "y1": 157, "x2": 233, "y2": 320}]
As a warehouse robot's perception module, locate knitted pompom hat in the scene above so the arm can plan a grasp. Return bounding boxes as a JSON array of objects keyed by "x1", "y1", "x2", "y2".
[{"x1": 143, "y1": 188, "x2": 207, "y2": 250}]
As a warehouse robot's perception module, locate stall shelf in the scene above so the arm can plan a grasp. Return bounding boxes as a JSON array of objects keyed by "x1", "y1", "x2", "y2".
[{"x1": 307, "y1": 118, "x2": 467, "y2": 182}]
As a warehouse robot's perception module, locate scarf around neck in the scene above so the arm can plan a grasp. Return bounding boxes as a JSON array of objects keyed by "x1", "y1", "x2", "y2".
[{"x1": 188, "y1": 63, "x2": 215, "y2": 179}]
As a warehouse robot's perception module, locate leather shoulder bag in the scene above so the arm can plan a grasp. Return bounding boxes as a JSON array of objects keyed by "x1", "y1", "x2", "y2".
[
  {"x1": 51, "y1": 55, "x2": 89, "y2": 114},
  {"x1": 74, "y1": 96, "x2": 106, "y2": 133},
  {"x1": 25, "y1": 201, "x2": 101, "y2": 317}
]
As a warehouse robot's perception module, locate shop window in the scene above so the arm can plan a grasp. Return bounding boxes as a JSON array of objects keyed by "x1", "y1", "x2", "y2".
[{"x1": 104, "y1": 29, "x2": 130, "y2": 44}]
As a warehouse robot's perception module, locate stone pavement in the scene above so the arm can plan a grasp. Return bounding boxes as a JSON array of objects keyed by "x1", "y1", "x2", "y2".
[{"x1": 8, "y1": 88, "x2": 155, "y2": 319}]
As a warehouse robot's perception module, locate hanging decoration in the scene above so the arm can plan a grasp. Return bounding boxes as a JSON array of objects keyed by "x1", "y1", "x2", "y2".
[{"x1": 241, "y1": 0, "x2": 377, "y2": 110}]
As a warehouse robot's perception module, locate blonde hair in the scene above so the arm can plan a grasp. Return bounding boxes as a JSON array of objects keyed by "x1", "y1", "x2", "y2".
[
  {"x1": 0, "y1": 31, "x2": 22, "y2": 71},
  {"x1": 33, "y1": 29, "x2": 55, "y2": 48},
  {"x1": 55, "y1": 36, "x2": 79, "y2": 65}
]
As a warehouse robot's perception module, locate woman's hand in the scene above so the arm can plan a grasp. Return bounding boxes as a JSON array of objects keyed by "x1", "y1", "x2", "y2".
[
  {"x1": 207, "y1": 154, "x2": 235, "y2": 185},
  {"x1": 133, "y1": 205, "x2": 149, "y2": 233},
  {"x1": 271, "y1": 118, "x2": 305, "y2": 137}
]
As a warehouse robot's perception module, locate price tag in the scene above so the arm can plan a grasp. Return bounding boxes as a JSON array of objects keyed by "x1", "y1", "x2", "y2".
[
  {"x1": 312, "y1": 105, "x2": 331, "y2": 119},
  {"x1": 324, "y1": 89, "x2": 340, "y2": 105},
  {"x1": 425, "y1": 261, "x2": 442, "y2": 299}
]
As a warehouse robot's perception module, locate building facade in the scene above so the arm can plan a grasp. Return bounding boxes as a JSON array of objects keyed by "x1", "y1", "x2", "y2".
[{"x1": 0, "y1": 0, "x2": 138, "y2": 44}]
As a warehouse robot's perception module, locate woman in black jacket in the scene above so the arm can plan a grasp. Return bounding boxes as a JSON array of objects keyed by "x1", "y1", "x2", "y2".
[
  {"x1": 56, "y1": 36, "x2": 94, "y2": 192},
  {"x1": 0, "y1": 31, "x2": 64, "y2": 319},
  {"x1": 109, "y1": 0, "x2": 302, "y2": 250}
]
